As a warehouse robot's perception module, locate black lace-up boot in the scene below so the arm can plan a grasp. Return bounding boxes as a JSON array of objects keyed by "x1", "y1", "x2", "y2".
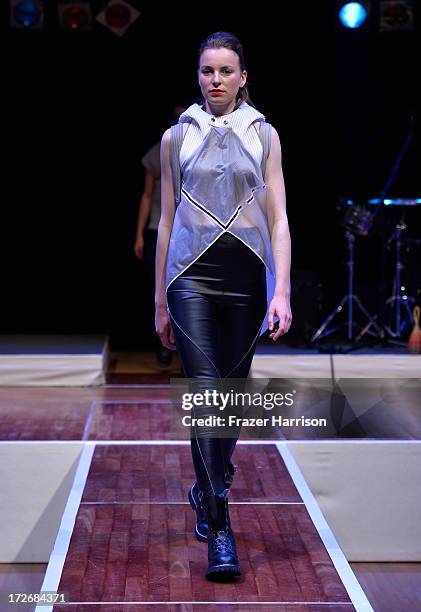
[
  {"x1": 188, "y1": 461, "x2": 236, "y2": 542},
  {"x1": 201, "y1": 488, "x2": 241, "y2": 580}
]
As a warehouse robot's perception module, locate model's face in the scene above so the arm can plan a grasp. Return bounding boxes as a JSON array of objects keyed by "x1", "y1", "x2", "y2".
[{"x1": 198, "y1": 48, "x2": 247, "y2": 110}]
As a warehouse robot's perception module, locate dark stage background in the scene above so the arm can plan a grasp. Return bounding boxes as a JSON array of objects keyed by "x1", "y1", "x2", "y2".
[{"x1": 5, "y1": 1, "x2": 421, "y2": 349}]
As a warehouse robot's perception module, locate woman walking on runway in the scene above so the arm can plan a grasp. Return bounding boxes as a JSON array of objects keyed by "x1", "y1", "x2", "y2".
[{"x1": 155, "y1": 31, "x2": 291, "y2": 580}]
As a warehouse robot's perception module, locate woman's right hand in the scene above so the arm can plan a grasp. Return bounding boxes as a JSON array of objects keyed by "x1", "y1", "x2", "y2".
[
  {"x1": 155, "y1": 304, "x2": 177, "y2": 350},
  {"x1": 134, "y1": 235, "x2": 144, "y2": 260}
]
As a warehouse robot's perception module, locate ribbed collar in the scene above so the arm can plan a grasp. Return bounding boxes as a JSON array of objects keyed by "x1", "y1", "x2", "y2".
[{"x1": 178, "y1": 101, "x2": 265, "y2": 137}]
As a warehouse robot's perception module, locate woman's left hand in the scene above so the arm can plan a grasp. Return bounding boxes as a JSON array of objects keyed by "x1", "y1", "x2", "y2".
[{"x1": 268, "y1": 295, "x2": 292, "y2": 341}]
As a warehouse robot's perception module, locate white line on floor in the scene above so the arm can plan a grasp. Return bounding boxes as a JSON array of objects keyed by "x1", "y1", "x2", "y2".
[
  {"x1": 81, "y1": 400, "x2": 96, "y2": 440},
  {"x1": 34, "y1": 443, "x2": 95, "y2": 612},
  {"x1": 49, "y1": 601, "x2": 355, "y2": 606},
  {"x1": 95, "y1": 399, "x2": 174, "y2": 403},
  {"x1": 1, "y1": 439, "x2": 419, "y2": 445},
  {"x1": 276, "y1": 441, "x2": 374, "y2": 612},
  {"x1": 79, "y1": 500, "x2": 305, "y2": 505}
]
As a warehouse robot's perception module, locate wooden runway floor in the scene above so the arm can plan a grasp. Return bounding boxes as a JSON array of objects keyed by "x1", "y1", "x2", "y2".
[
  {"x1": 3, "y1": 348, "x2": 421, "y2": 610},
  {"x1": 0, "y1": 385, "x2": 368, "y2": 611},
  {"x1": 53, "y1": 442, "x2": 356, "y2": 609}
]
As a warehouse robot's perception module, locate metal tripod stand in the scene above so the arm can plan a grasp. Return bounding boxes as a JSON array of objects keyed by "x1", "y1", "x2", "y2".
[
  {"x1": 384, "y1": 215, "x2": 414, "y2": 337},
  {"x1": 311, "y1": 230, "x2": 384, "y2": 342}
]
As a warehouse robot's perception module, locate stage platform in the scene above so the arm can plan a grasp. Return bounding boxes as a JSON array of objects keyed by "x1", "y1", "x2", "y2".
[
  {"x1": 0, "y1": 383, "x2": 420, "y2": 611},
  {"x1": 0, "y1": 335, "x2": 110, "y2": 387},
  {"x1": 0, "y1": 335, "x2": 419, "y2": 386},
  {"x1": 252, "y1": 344, "x2": 421, "y2": 379}
]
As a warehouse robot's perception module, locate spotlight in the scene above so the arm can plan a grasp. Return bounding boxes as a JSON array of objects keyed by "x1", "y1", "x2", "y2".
[
  {"x1": 339, "y1": 2, "x2": 368, "y2": 28},
  {"x1": 58, "y1": 2, "x2": 92, "y2": 32},
  {"x1": 380, "y1": 1, "x2": 414, "y2": 31},
  {"x1": 95, "y1": 0, "x2": 141, "y2": 36},
  {"x1": 10, "y1": 0, "x2": 44, "y2": 29}
]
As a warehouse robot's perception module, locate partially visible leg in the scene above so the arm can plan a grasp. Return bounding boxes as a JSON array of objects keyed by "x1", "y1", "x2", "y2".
[
  {"x1": 217, "y1": 239, "x2": 268, "y2": 470},
  {"x1": 167, "y1": 235, "x2": 266, "y2": 581},
  {"x1": 166, "y1": 281, "x2": 227, "y2": 497},
  {"x1": 201, "y1": 237, "x2": 266, "y2": 580}
]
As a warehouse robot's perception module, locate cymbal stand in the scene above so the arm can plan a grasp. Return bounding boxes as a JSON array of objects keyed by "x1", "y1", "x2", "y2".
[
  {"x1": 311, "y1": 230, "x2": 384, "y2": 342},
  {"x1": 384, "y1": 215, "x2": 414, "y2": 337},
  {"x1": 355, "y1": 113, "x2": 416, "y2": 343}
]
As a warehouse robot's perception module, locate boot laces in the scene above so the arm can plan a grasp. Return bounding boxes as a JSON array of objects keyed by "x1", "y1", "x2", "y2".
[{"x1": 214, "y1": 529, "x2": 234, "y2": 554}]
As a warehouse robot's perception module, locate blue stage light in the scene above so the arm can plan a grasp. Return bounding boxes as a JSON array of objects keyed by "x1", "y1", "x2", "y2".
[
  {"x1": 339, "y1": 2, "x2": 367, "y2": 28},
  {"x1": 13, "y1": 1, "x2": 42, "y2": 28}
]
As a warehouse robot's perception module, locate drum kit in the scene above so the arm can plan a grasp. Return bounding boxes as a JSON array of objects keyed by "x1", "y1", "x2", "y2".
[
  {"x1": 311, "y1": 113, "x2": 419, "y2": 347},
  {"x1": 311, "y1": 196, "x2": 421, "y2": 345}
]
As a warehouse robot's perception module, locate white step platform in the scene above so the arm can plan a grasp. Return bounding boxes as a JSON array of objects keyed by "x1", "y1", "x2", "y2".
[
  {"x1": 251, "y1": 347, "x2": 421, "y2": 378},
  {"x1": 0, "y1": 335, "x2": 110, "y2": 386}
]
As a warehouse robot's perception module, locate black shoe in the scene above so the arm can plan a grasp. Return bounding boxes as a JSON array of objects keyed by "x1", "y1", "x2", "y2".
[
  {"x1": 156, "y1": 347, "x2": 172, "y2": 365},
  {"x1": 188, "y1": 482, "x2": 208, "y2": 542},
  {"x1": 202, "y1": 489, "x2": 241, "y2": 581},
  {"x1": 188, "y1": 461, "x2": 236, "y2": 542}
]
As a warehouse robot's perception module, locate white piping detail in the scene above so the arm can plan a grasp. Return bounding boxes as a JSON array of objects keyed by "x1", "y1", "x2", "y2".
[
  {"x1": 181, "y1": 186, "x2": 243, "y2": 229},
  {"x1": 167, "y1": 307, "x2": 221, "y2": 379},
  {"x1": 226, "y1": 229, "x2": 267, "y2": 269},
  {"x1": 166, "y1": 231, "x2": 227, "y2": 293},
  {"x1": 224, "y1": 309, "x2": 267, "y2": 378},
  {"x1": 167, "y1": 306, "x2": 222, "y2": 496},
  {"x1": 166, "y1": 181, "x2": 268, "y2": 294},
  {"x1": 192, "y1": 434, "x2": 216, "y2": 496},
  {"x1": 181, "y1": 184, "x2": 264, "y2": 231}
]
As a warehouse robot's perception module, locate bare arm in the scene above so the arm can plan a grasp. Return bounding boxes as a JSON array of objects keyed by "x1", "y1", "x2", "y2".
[
  {"x1": 155, "y1": 128, "x2": 175, "y2": 307},
  {"x1": 154, "y1": 128, "x2": 176, "y2": 349},
  {"x1": 137, "y1": 172, "x2": 154, "y2": 233},
  {"x1": 134, "y1": 172, "x2": 154, "y2": 258},
  {"x1": 264, "y1": 126, "x2": 292, "y2": 339}
]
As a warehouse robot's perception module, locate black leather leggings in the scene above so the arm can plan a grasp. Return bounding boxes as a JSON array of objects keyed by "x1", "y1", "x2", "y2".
[{"x1": 167, "y1": 232, "x2": 267, "y2": 497}]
